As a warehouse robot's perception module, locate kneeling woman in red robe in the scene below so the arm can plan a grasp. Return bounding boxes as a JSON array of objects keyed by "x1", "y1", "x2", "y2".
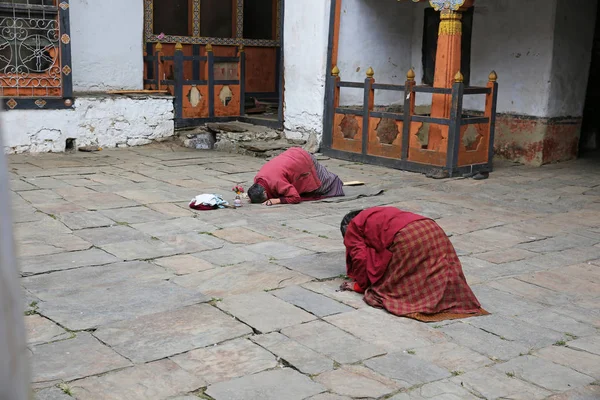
[{"x1": 340, "y1": 206, "x2": 488, "y2": 322}]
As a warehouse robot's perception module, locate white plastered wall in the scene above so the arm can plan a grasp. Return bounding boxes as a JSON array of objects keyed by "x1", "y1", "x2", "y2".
[
  {"x1": 336, "y1": 0, "x2": 414, "y2": 106},
  {"x1": 282, "y1": 0, "x2": 332, "y2": 145},
  {"x1": 70, "y1": 0, "x2": 144, "y2": 91}
]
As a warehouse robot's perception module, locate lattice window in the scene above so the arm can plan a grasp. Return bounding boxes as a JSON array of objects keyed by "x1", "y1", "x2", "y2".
[
  {"x1": 144, "y1": 0, "x2": 281, "y2": 47},
  {"x1": 0, "y1": 0, "x2": 72, "y2": 110}
]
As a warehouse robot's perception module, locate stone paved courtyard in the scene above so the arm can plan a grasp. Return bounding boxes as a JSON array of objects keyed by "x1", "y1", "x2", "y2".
[{"x1": 7, "y1": 143, "x2": 600, "y2": 400}]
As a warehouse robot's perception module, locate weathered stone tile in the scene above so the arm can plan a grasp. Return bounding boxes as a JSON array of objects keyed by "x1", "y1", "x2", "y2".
[
  {"x1": 99, "y1": 206, "x2": 165, "y2": 224},
  {"x1": 31, "y1": 333, "x2": 131, "y2": 383},
  {"x1": 171, "y1": 338, "x2": 277, "y2": 384},
  {"x1": 132, "y1": 217, "x2": 217, "y2": 236},
  {"x1": 315, "y1": 366, "x2": 400, "y2": 398},
  {"x1": 251, "y1": 332, "x2": 333, "y2": 375},
  {"x1": 172, "y1": 263, "x2": 311, "y2": 297},
  {"x1": 20, "y1": 248, "x2": 119, "y2": 276},
  {"x1": 272, "y1": 286, "x2": 353, "y2": 317},
  {"x1": 276, "y1": 252, "x2": 346, "y2": 279},
  {"x1": 95, "y1": 305, "x2": 251, "y2": 363},
  {"x1": 34, "y1": 387, "x2": 72, "y2": 400},
  {"x1": 494, "y1": 355, "x2": 595, "y2": 391},
  {"x1": 25, "y1": 315, "x2": 71, "y2": 346},
  {"x1": 10, "y1": 179, "x2": 38, "y2": 191},
  {"x1": 517, "y1": 234, "x2": 598, "y2": 253},
  {"x1": 467, "y1": 314, "x2": 565, "y2": 349},
  {"x1": 543, "y1": 385, "x2": 600, "y2": 400},
  {"x1": 115, "y1": 188, "x2": 191, "y2": 204},
  {"x1": 153, "y1": 254, "x2": 216, "y2": 275},
  {"x1": 244, "y1": 241, "x2": 314, "y2": 259},
  {"x1": 301, "y1": 279, "x2": 367, "y2": 309},
  {"x1": 440, "y1": 322, "x2": 529, "y2": 360},
  {"x1": 469, "y1": 284, "x2": 546, "y2": 315},
  {"x1": 284, "y1": 218, "x2": 339, "y2": 234},
  {"x1": 147, "y1": 202, "x2": 194, "y2": 217},
  {"x1": 519, "y1": 270, "x2": 600, "y2": 298},
  {"x1": 69, "y1": 193, "x2": 140, "y2": 210},
  {"x1": 474, "y1": 248, "x2": 537, "y2": 264},
  {"x1": 525, "y1": 246, "x2": 600, "y2": 270},
  {"x1": 567, "y1": 335, "x2": 600, "y2": 356},
  {"x1": 75, "y1": 225, "x2": 148, "y2": 245},
  {"x1": 37, "y1": 201, "x2": 89, "y2": 215},
  {"x1": 15, "y1": 217, "x2": 72, "y2": 239},
  {"x1": 282, "y1": 236, "x2": 346, "y2": 253},
  {"x1": 485, "y1": 278, "x2": 572, "y2": 306},
  {"x1": 217, "y1": 292, "x2": 315, "y2": 333},
  {"x1": 325, "y1": 307, "x2": 445, "y2": 352},
  {"x1": 307, "y1": 394, "x2": 351, "y2": 400},
  {"x1": 409, "y1": 342, "x2": 493, "y2": 373},
  {"x1": 18, "y1": 189, "x2": 62, "y2": 204},
  {"x1": 450, "y1": 367, "x2": 551, "y2": 400},
  {"x1": 558, "y1": 263, "x2": 600, "y2": 284},
  {"x1": 515, "y1": 309, "x2": 597, "y2": 337},
  {"x1": 191, "y1": 246, "x2": 268, "y2": 266},
  {"x1": 282, "y1": 320, "x2": 385, "y2": 364},
  {"x1": 205, "y1": 368, "x2": 325, "y2": 400},
  {"x1": 212, "y1": 227, "x2": 270, "y2": 244},
  {"x1": 365, "y1": 353, "x2": 451, "y2": 387},
  {"x1": 159, "y1": 233, "x2": 226, "y2": 254},
  {"x1": 101, "y1": 239, "x2": 180, "y2": 260},
  {"x1": 389, "y1": 380, "x2": 480, "y2": 400},
  {"x1": 535, "y1": 345, "x2": 600, "y2": 379},
  {"x1": 56, "y1": 211, "x2": 114, "y2": 230},
  {"x1": 23, "y1": 261, "x2": 206, "y2": 330},
  {"x1": 71, "y1": 359, "x2": 204, "y2": 400}
]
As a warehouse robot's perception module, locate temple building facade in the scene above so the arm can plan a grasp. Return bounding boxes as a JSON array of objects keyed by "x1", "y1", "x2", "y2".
[{"x1": 1, "y1": 0, "x2": 599, "y2": 169}]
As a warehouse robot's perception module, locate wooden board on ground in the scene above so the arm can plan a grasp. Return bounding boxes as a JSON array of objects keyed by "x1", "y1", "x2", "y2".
[{"x1": 343, "y1": 181, "x2": 365, "y2": 186}]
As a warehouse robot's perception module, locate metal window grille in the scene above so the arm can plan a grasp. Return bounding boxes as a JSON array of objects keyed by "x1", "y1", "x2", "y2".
[{"x1": 0, "y1": 0, "x2": 72, "y2": 109}]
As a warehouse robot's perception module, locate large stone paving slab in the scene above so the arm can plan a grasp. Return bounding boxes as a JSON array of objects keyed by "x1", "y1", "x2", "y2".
[
  {"x1": 171, "y1": 338, "x2": 277, "y2": 384},
  {"x1": 449, "y1": 367, "x2": 551, "y2": 400},
  {"x1": 275, "y1": 251, "x2": 346, "y2": 279},
  {"x1": 440, "y1": 322, "x2": 529, "y2": 361},
  {"x1": 325, "y1": 307, "x2": 445, "y2": 352},
  {"x1": 494, "y1": 355, "x2": 595, "y2": 392},
  {"x1": 99, "y1": 206, "x2": 165, "y2": 224},
  {"x1": 466, "y1": 314, "x2": 566, "y2": 349},
  {"x1": 212, "y1": 227, "x2": 270, "y2": 244},
  {"x1": 243, "y1": 241, "x2": 314, "y2": 260},
  {"x1": 75, "y1": 225, "x2": 148, "y2": 245},
  {"x1": 515, "y1": 308, "x2": 597, "y2": 337},
  {"x1": 251, "y1": 332, "x2": 334, "y2": 375},
  {"x1": 25, "y1": 315, "x2": 71, "y2": 346},
  {"x1": 544, "y1": 385, "x2": 600, "y2": 400},
  {"x1": 271, "y1": 285, "x2": 354, "y2": 317},
  {"x1": 301, "y1": 279, "x2": 367, "y2": 309},
  {"x1": 316, "y1": 366, "x2": 400, "y2": 398},
  {"x1": 22, "y1": 261, "x2": 207, "y2": 330},
  {"x1": 535, "y1": 345, "x2": 600, "y2": 380},
  {"x1": 281, "y1": 320, "x2": 385, "y2": 364},
  {"x1": 20, "y1": 248, "x2": 119, "y2": 276},
  {"x1": 153, "y1": 254, "x2": 216, "y2": 275},
  {"x1": 101, "y1": 239, "x2": 181, "y2": 260},
  {"x1": 71, "y1": 360, "x2": 205, "y2": 400},
  {"x1": 34, "y1": 387, "x2": 73, "y2": 400},
  {"x1": 217, "y1": 292, "x2": 315, "y2": 333},
  {"x1": 364, "y1": 353, "x2": 451, "y2": 387},
  {"x1": 205, "y1": 368, "x2": 325, "y2": 400},
  {"x1": 31, "y1": 333, "x2": 131, "y2": 384},
  {"x1": 389, "y1": 380, "x2": 480, "y2": 400},
  {"x1": 191, "y1": 245, "x2": 269, "y2": 266},
  {"x1": 407, "y1": 342, "x2": 493, "y2": 373},
  {"x1": 56, "y1": 211, "x2": 115, "y2": 230},
  {"x1": 94, "y1": 304, "x2": 251, "y2": 363},
  {"x1": 132, "y1": 217, "x2": 217, "y2": 236},
  {"x1": 567, "y1": 335, "x2": 600, "y2": 356},
  {"x1": 172, "y1": 263, "x2": 311, "y2": 297}
]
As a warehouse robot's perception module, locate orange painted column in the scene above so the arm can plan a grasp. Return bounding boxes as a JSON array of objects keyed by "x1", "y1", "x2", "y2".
[{"x1": 428, "y1": 0, "x2": 473, "y2": 152}]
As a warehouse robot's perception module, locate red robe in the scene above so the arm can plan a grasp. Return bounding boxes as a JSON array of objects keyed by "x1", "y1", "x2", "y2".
[
  {"x1": 254, "y1": 148, "x2": 321, "y2": 204},
  {"x1": 344, "y1": 207, "x2": 428, "y2": 292}
]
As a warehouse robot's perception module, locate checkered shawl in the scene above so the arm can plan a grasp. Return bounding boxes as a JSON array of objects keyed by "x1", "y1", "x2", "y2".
[{"x1": 364, "y1": 219, "x2": 487, "y2": 321}]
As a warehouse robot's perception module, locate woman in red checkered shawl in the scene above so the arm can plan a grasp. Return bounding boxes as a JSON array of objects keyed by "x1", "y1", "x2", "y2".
[{"x1": 339, "y1": 207, "x2": 488, "y2": 322}]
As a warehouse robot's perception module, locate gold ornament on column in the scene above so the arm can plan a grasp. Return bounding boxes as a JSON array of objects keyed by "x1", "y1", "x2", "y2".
[{"x1": 366, "y1": 67, "x2": 374, "y2": 78}]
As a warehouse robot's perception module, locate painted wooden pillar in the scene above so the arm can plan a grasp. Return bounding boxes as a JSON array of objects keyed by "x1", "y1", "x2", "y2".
[{"x1": 428, "y1": 0, "x2": 473, "y2": 152}]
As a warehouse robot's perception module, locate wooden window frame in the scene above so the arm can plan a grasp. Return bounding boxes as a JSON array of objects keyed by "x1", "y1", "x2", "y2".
[
  {"x1": 0, "y1": 0, "x2": 73, "y2": 110},
  {"x1": 144, "y1": 0, "x2": 281, "y2": 47}
]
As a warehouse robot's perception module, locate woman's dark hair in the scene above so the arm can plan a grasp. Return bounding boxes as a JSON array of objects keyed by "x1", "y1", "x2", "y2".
[
  {"x1": 248, "y1": 183, "x2": 268, "y2": 204},
  {"x1": 340, "y1": 209, "x2": 363, "y2": 237}
]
